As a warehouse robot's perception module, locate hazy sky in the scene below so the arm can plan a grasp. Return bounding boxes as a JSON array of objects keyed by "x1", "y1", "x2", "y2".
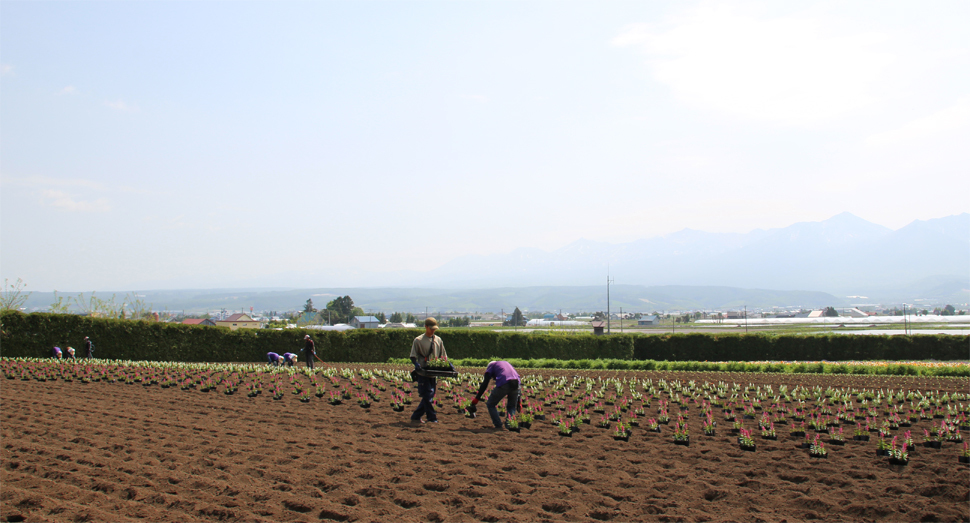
[{"x1": 2, "y1": 1, "x2": 968, "y2": 291}]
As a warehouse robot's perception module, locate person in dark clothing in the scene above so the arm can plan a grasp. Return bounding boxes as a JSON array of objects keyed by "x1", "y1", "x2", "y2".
[
  {"x1": 409, "y1": 318, "x2": 449, "y2": 424},
  {"x1": 470, "y1": 361, "x2": 521, "y2": 430},
  {"x1": 267, "y1": 352, "x2": 283, "y2": 366},
  {"x1": 65, "y1": 347, "x2": 76, "y2": 360},
  {"x1": 282, "y1": 353, "x2": 298, "y2": 367},
  {"x1": 301, "y1": 335, "x2": 315, "y2": 369},
  {"x1": 52, "y1": 346, "x2": 63, "y2": 359},
  {"x1": 84, "y1": 337, "x2": 94, "y2": 359}
]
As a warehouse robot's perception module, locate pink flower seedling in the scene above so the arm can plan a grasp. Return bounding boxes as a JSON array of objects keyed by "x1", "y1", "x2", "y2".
[
  {"x1": 809, "y1": 435, "x2": 828, "y2": 457},
  {"x1": 738, "y1": 428, "x2": 755, "y2": 448}
]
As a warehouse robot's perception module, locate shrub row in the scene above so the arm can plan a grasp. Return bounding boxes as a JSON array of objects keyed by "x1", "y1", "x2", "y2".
[{"x1": 1, "y1": 311, "x2": 966, "y2": 364}]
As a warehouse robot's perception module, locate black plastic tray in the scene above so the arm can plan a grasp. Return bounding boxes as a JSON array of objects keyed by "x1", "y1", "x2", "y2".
[{"x1": 417, "y1": 368, "x2": 458, "y2": 378}]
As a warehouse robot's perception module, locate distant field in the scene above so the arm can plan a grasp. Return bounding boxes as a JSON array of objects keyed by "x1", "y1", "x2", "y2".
[{"x1": 471, "y1": 322, "x2": 970, "y2": 336}]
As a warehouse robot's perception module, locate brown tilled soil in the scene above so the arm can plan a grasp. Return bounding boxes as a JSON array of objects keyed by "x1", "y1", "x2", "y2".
[{"x1": 2, "y1": 367, "x2": 969, "y2": 523}]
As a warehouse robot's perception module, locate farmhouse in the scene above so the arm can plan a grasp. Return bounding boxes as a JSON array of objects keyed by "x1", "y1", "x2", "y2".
[
  {"x1": 181, "y1": 318, "x2": 217, "y2": 327},
  {"x1": 637, "y1": 315, "x2": 659, "y2": 326},
  {"x1": 352, "y1": 316, "x2": 381, "y2": 329},
  {"x1": 215, "y1": 313, "x2": 263, "y2": 330}
]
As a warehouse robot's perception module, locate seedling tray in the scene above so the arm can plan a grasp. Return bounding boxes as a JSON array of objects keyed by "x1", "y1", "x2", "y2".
[{"x1": 417, "y1": 368, "x2": 458, "y2": 378}]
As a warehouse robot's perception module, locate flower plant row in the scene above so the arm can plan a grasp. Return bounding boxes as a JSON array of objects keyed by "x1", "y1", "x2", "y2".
[{"x1": 4, "y1": 357, "x2": 969, "y2": 464}]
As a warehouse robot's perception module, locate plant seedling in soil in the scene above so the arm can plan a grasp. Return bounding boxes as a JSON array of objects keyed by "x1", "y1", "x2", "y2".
[
  {"x1": 673, "y1": 422, "x2": 689, "y2": 445},
  {"x1": 761, "y1": 422, "x2": 777, "y2": 440},
  {"x1": 959, "y1": 441, "x2": 970, "y2": 464},
  {"x1": 703, "y1": 417, "x2": 716, "y2": 436},
  {"x1": 876, "y1": 437, "x2": 891, "y2": 456},
  {"x1": 558, "y1": 421, "x2": 572, "y2": 437},
  {"x1": 738, "y1": 428, "x2": 756, "y2": 451},
  {"x1": 888, "y1": 436, "x2": 908, "y2": 465},
  {"x1": 829, "y1": 426, "x2": 846, "y2": 445},
  {"x1": 647, "y1": 418, "x2": 661, "y2": 433},
  {"x1": 613, "y1": 423, "x2": 630, "y2": 441},
  {"x1": 809, "y1": 435, "x2": 828, "y2": 458},
  {"x1": 506, "y1": 418, "x2": 520, "y2": 432}
]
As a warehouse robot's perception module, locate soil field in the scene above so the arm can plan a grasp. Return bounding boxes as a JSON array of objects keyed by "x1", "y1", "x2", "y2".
[{"x1": 2, "y1": 365, "x2": 969, "y2": 523}]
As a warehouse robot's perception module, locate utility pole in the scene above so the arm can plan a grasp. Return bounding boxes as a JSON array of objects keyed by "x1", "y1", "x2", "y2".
[
  {"x1": 744, "y1": 305, "x2": 748, "y2": 334},
  {"x1": 903, "y1": 303, "x2": 908, "y2": 335},
  {"x1": 607, "y1": 270, "x2": 614, "y2": 335},
  {"x1": 620, "y1": 307, "x2": 623, "y2": 333}
]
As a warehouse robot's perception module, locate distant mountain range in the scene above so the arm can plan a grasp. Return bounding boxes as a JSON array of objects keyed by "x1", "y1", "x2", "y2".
[
  {"x1": 19, "y1": 285, "x2": 853, "y2": 314},
  {"x1": 16, "y1": 213, "x2": 969, "y2": 313},
  {"x1": 411, "y1": 212, "x2": 969, "y2": 300}
]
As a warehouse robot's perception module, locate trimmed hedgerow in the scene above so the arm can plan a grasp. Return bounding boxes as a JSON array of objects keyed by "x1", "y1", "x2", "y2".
[{"x1": 1, "y1": 311, "x2": 966, "y2": 369}]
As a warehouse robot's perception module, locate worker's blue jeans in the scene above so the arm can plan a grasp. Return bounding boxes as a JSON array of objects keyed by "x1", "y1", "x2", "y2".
[
  {"x1": 486, "y1": 381, "x2": 520, "y2": 428},
  {"x1": 411, "y1": 378, "x2": 437, "y2": 422}
]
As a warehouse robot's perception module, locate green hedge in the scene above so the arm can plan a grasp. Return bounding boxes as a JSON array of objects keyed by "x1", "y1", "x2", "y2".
[{"x1": 1, "y1": 311, "x2": 966, "y2": 363}]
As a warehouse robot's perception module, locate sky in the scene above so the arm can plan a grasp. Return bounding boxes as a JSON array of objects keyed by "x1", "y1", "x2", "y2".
[{"x1": 1, "y1": 1, "x2": 968, "y2": 292}]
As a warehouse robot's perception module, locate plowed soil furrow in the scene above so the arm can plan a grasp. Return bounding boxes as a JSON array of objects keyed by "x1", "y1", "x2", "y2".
[{"x1": 2, "y1": 368, "x2": 969, "y2": 523}]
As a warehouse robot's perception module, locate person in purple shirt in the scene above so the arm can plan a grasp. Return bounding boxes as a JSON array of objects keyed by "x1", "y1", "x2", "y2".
[
  {"x1": 65, "y1": 347, "x2": 76, "y2": 360},
  {"x1": 52, "y1": 346, "x2": 62, "y2": 359},
  {"x1": 267, "y1": 352, "x2": 283, "y2": 366},
  {"x1": 470, "y1": 361, "x2": 521, "y2": 430},
  {"x1": 282, "y1": 353, "x2": 298, "y2": 367}
]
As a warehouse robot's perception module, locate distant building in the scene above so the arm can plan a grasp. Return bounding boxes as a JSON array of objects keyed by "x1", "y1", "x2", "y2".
[
  {"x1": 215, "y1": 313, "x2": 263, "y2": 330},
  {"x1": 591, "y1": 320, "x2": 606, "y2": 336},
  {"x1": 352, "y1": 316, "x2": 381, "y2": 329},
  {"x1": 383, "y1": 322, "x2": 417, "y2": 329},
  {"x1": 637, "y1": 315, "x2": 659, "y2": 326},
  {"x1": 182, "y1": 318, "x2": 217, "y2": 327}
]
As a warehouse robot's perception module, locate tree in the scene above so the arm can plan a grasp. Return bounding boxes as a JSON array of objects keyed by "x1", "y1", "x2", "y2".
[
  {"x1": 389, "y1": 312, "x2": 404, "y2": 323},
  {"x1": 942, "y1": 304, "x2": 955, "y2": 316},
  {"x1": 504, "y1": 307, "x2": 525, "y2": 327},
  {"x1": 377, "y1": 312, "x2": 387, "y2": 323},
  {"x1": 0, "y1": 278, "x2": 30, "y2": 312},
  {"x1": 49, "y1": 291, "x2": 71, "y2": 314},
  {"x1": 326, "y1": 296, "x2": 356, "y2": 324},
  {"x1": 446, "y1": 316, "x2": 470, "y2": 327},
  {"x1": 73, "y1": 292, "x2": 120, "y2": 318},
  {"x1": 823, "y1": 307, "x2": 839, "y2": 317},
  {"x1": 123, "y1": 293, "x2": 153, "y2": 320},
  {"x1": 406, "y1": 313, "x2": 416, "y2": 324},
  {"x1": 303, "y1": 299, "x2": 316, "y2": 314}
]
